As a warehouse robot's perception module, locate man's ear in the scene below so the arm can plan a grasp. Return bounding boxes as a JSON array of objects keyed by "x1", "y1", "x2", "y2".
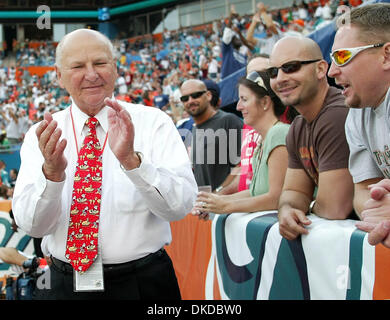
[
  {"x1": 382, "y1": 42, "x2": 390, "y2": 71},
  {"x1": 205, "y1": 90, "x2": 212, "y2": 103},
  {"x1": 55, "y1": 65, "x2": 65, "y2": 89},
  {"x1": 316, "y1": 59, "x2": 329, "y2": 80}
]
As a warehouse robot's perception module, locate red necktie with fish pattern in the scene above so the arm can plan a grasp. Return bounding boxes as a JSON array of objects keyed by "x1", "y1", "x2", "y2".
[{"x1": 66, "y1": 117, "x2": 102, "y2": 273}]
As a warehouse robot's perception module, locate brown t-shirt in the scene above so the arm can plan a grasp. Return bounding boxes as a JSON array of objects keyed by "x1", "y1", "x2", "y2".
[{"x1": 286, "y1": 86, "x2": 350, "y2": 185}]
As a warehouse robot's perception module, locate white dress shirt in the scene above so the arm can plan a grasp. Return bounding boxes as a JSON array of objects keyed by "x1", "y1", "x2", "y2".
[{"x1": 13, "y1": 101, "x2": 197, "y2": 264}]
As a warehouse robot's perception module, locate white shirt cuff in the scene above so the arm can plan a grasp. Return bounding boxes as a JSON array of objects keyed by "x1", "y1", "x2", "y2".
[
  {"x1": 120, "y1": 154, "x2": 157, "y2": 189},
  {"x1": 42, "y1": 178, "x2": 66, "y2": 199}
]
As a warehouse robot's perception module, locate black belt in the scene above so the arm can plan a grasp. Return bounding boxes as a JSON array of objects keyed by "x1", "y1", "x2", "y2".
[{"x1": 50, "y1": 248, "x2": 166, "y2": 276}]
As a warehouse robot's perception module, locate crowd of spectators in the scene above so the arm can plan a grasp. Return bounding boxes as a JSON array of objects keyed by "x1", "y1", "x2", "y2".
[{"x1": 0, "y1": 0, "x2": 362, "y2": 151}]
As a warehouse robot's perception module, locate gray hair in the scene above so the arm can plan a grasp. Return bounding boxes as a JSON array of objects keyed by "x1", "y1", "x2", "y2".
[
  {"x1": 337, "y1": 3, "x2": 390, "y2": 43},
  {"x1": 55, "y1": 28, "x2": 116, "y2": 68}
]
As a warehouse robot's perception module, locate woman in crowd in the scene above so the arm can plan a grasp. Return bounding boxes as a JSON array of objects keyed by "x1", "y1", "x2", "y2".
[{"x1": 194, "y1": 70, "x2": 295, "y2": 217}]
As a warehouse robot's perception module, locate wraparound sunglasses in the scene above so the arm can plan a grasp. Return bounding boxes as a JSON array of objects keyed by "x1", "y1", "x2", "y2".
[{"x1": 330, "y1": 43, "x2": 384, "y2": 67}]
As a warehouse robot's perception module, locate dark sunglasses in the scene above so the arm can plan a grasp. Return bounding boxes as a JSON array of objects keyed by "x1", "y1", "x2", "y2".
[
  {"x1": 180, "y1": 90, "x2": 206, "y2": 102},
  {"x1": 266, "y1": 59, "x2": 321, "y2": 79}
]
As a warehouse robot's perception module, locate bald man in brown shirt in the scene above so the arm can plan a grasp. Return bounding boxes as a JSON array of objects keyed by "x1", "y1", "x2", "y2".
[{"x1": 267, "y1": 37, "x2": 355, "y2": 240}]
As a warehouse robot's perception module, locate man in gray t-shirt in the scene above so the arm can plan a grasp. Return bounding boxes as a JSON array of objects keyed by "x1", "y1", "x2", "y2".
[
  {"x1": 328, "y1": 4, "x2": 390, "y2": 248},
  {"x1": 191, "y1": 110, "x2": 242, "y2": 190},
  {"x1": 345, "y1": 88, "x2": 390, "y2": 184},
  {"x1": 180, "y1": 79, "x2": 243, "y2": 191}
]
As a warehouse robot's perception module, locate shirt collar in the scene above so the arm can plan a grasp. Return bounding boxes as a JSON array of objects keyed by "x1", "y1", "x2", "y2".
[{"x1": 70, "y1": 100, "x2": 109, "y2": 135}]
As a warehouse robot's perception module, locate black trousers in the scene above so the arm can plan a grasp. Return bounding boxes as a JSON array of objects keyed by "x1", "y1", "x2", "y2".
[{"x1": 33, "y1": 249, "x2": 181, "y2": 300}]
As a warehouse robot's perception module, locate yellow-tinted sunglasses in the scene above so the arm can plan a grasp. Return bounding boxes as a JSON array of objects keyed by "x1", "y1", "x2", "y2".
[{"x1": 330, "y1": 43, "x2": 384, "y2": 67}]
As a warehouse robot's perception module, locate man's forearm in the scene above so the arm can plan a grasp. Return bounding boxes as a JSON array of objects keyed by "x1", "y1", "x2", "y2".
[
  {"x1": 353, "y1": 195, "x2": 367, "y2": 220},
  {"x1": 353, "y1": 179, "x2": 382, "y2": 219},
  {"x1": 278, "y1": 189, "x2": 312, "y2": 213},
  {"x1": 246, "y1": 20, "x2": 258, "y2": 45}
]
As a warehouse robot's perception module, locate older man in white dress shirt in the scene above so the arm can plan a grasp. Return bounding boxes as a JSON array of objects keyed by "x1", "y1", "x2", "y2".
[{"x1": 12, "y1": 28, "x2": 197, "y2": 300}]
